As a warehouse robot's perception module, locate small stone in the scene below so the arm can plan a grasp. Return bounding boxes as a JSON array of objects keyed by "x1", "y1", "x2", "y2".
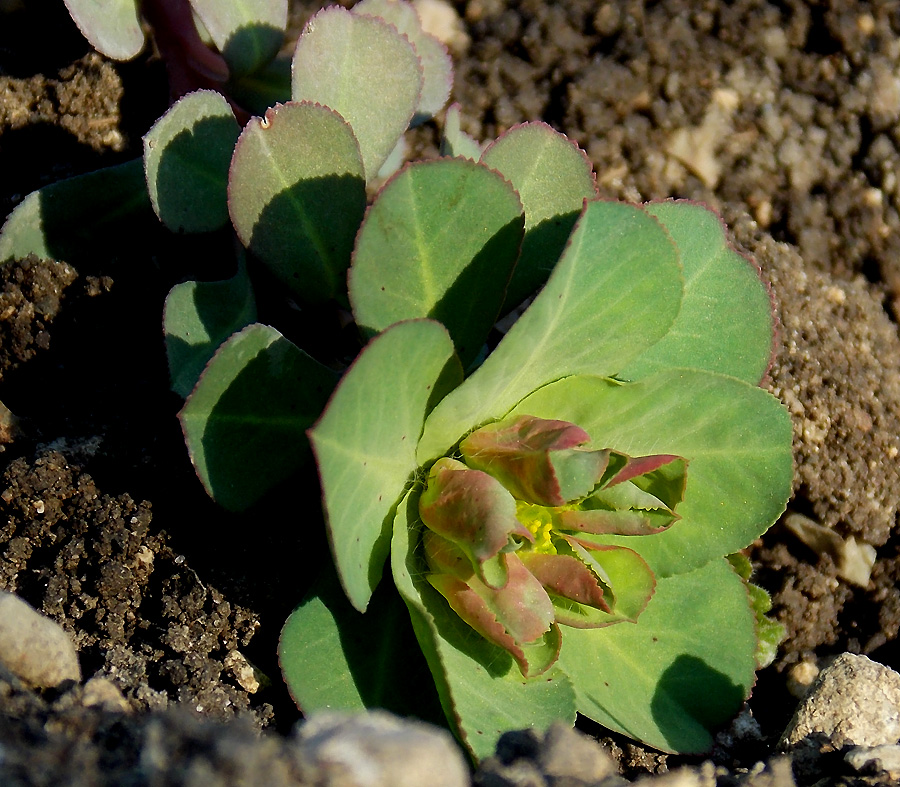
[
  {"x1": 845, "y1": 744, "x2": 900, "y2": 778},
  {"x1": 0, "y1": 591, "x2": 81, "y2": 688},
  {"x1": 294, "y1": 710, "x2": 469, "y2": 787},
  {"x1": 537, "y1": 722, "x2": 616, "y2": 783},
  {"x1": 780, "y1": 653, "x2": 900, "y2": 749},
  {"x1": 81, "y1": 675, "x2": 130, "y2": 713}
]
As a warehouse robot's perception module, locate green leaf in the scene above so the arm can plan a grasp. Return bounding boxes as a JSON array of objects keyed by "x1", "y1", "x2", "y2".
[
  {"x1": 228, "y1": 101, "x2": 366, "y2": 303},
  {"x1": 441, "y1": 103, "x2": 482, "y2": 160},
  {"x1": 179, "y1": 323, "x2": 337, "y2": 512},
  {"x1": 559, "y1": 558, "x2": 757, "y2": 754},
  {"x1": 509, "y1": 370, "x2": 793, "y2": 576},
  {"x1": 143, "y1": 90, "x2": 241, "y2": 233},
  {"x1": 621, "y1": 201, "x2": 775, "y2": 383},
  {"x1": 279, "y1": 564, "x2": 443, "y2": 721},
  {"x1": 227, "y1": 56, "x2": 292, "y2": 116},
  {"x1": 417, "y1": 200, "x2": 683, "y2": 463},
  {"x1": 352, "y1": 0, "x2": 452, "y2": 125},
  {"x1": 164, "y1": 257, "x2": 257, "y2": 397},
  {"x1": 392, "y1": 487, "x2": 578, "y2": 761},
  {"x1": 309, "y1": 320, "x2": 462, "y2": 613},
  {"x1": 291, "y1": 6, "x2": 422, "y2": 180},
  {"x1": 480, "y1": 122, "x2": 598, "y2": 309},
  {"x1": 190, "y1": 0, "x2": 287, "y2": 77},
  {"x1": 63, "y1": 0, "x2": 143, "y2": 60},
  {"x1": 349, "y1": 158, "x2": 524, "y2": 368},
  {"x1": 0, "y1": 159, "x2": 153, "y2": 265}
]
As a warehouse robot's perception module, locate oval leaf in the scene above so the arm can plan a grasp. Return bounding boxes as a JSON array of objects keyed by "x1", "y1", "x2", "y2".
[
  {"x1": 509, "y1": 370, "x2": 793, "y2": 576},
  {"x1": 144, "y1": 90, "x2": 241, "y2": 233},
  {"x1": 190, "y1": 0, "x2": 287, "y2": 77},
  {"x1": 64, "y1": 0, "x2": 143, "y2": 60},
  {"x1": 621, "y1": 200, "x2": 775, "y2": 384},
  {"x1": 228, "y1": 101, "x2": 366, "y2": 303},
  {"x1": 352, "y1": 0, "x2": 452, "y2": 124},
  {"x1": 291, "y1": 6, "x2": 422, "y2": 180},
  {"x1": 441, "y1": 103, "x2": 482, "y2": 160},
  {"x1": 179, "y1": 323, "x2": 338, "y2": 512},
  {"x1": 481, "y1": 122, "x2": 598, "y2": 309},
  {"x1": 417, "y1": 199, "x2": 684, "y2": 463},
  {"x1": 164, "y1": 257, "x2": 257, "y2": 397},
  {"x1": 309, "y1": 320, "x2": 462, "y2": 613},
  {"x1": 559, "y1": 558, "x2": 757, "y2": 754},
  {"x1": 0, "y1": 159, "x2": 152, "y2": 265},
  {"x1": 350, "y1": 158, "x2": 524, "y2": 367}
]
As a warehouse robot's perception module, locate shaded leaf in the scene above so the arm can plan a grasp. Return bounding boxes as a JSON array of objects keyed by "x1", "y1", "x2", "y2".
[
  {"x1": 392, "y1": 487, "x2": 578, "y2": 761},
  {"x1": 164, "y1": 256, "x2": 257, "y2": 397},
  {"x1": 349, "y1": 158, "x2": 524, "y2": 368},
  {"x1": 291, "y1": 6, "x2": 422, "y2": 180},
  {"x1": 227, "y1": 55, "x2": 292, "y2": 115},
  {"x1": 559, "y1": 558, "x2": 757, "y2": 753},
  {"x1": 144, "y1": 90, "x2": 241, "y2": 233},
  {"x1": 309, "y1": 320, "x2": 462, "y2": 612},
  {"x1": 480, "y1": 122, "x2": 597, "y2": 309},
  {"x1": 190, "y1": 0, "x2": 287, "y2": 77},
  {"x1": 0, "y1": 159, "x2": 152, "y2": 265},
  {"x1": 621, "y1": 200, "x2": 774, "y2": 384},
  {"x1": 279, "y1": 563, "x2": 443, "y2": 721},
  {"x1": 228, "y1": 101, "x2": 366, "y2": 303},
  {"x1": 417, "y1": 200, "x2": 683, "y2": 463},
  {"x1": 179, "y1": 323, "x2": 337, "y2": 511},
  {"x1": 509, "y1": 370, "x2": 793, "y2": 576},
  {"x1": 64, "y1": 0, "x2": 143, "y2": 60}
]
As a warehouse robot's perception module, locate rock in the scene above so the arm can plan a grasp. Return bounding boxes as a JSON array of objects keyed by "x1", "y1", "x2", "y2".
[
  {"x1": 845, "y1": 744, "x2": 900, "y2": 779},
  {"x1": 633, "y1": 762, "x2": 716, "y2": 787},
  {"x1": 81, "y1": 675, "x2": 130, "y2": 713},
  {"x1": 537, "y1": 722, "x2": 618, "y2": 784},
  {"x1": 780, "y1": 653, "x2": 900, "y2": 749},
  {"x1": 294, "y1": 710, "x2": 469, "y2": 787},
  {"x1": 0, "y1": 590, "x2": 80, "y2": 688}
]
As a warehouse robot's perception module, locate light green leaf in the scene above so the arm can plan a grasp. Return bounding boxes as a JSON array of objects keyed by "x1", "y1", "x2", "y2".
[
  {"x1": 441, "y1": 103, "x2": 482, "y2": 160},
  {"x1": 0, "y1": 159, "x2": 152, "y2": 265},
  {"x1": 509, "y1": 370, "x2": 793, "y2": 576},
  {"x1": 417, "y1": 200, "x2": 683, "y2": 463},
  {"x1": 349, "y1": 158, "x2": 524, "y2": 368},
  {"x1": 352, "y1": 0, "x2": 452, "y2": 124},
  {"x1": 279, "y1": 564, "x2": 443, "y2": 721},
  {"x1": 164, "y1": 256, "x2": 257, "y2": 397},
  {"x1": 559, "y1": 558, "x2": 757, "y2": 753},
  {"x1": 179, "y1": 323, "x2": 337, "y2": 512},
  {"x1": 480, "y1": 122, "x2": 598, "y2": 309},
  {"x1": 309, "y1": 320, "x2": 462, "y2": 613},
  {"x1": 228, "y1": 101, "x2": 366, "y2": 303},
  {"x1": 190, "y1": 0, "x2": 287, "y2": 76},
  {"x1": 621, "y1": 201, "x2": 775, "y2": 383},
  {"x1": 64, "y1": 0, "x2": 143, "y2": 60},
  {"x1": 291, "y1": 6, "x2": 422, "y2": 180},
  {"x1": 144, "y1": 90, "x2": 241, "y2": 233},
  {"x1": 392, "y1": 487, "x2": 578, "y2": 761}
]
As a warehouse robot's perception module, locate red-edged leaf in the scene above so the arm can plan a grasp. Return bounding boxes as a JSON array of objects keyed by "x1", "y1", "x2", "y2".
[
  {"x1": 557, "y1": 506, "x2": 677, "y2": 536},
  {"x1": 520, "y1": 552, "x2": 611, "y2": 612},
  {"x1": 427, "y1": 552, "x2": 560, "y2": 677},
  {"x1": 419, "y1": 457, "x2": 531, "y2": 588},
  {"x1": 558, "y1": 536, "x2": 656, "y2": 626},
  {"x1": 604, "y1": 454, "x2": 688, "y2": 510},
  {"x1": 460, "y1": 414, "x2": 608, "y2": 506}
]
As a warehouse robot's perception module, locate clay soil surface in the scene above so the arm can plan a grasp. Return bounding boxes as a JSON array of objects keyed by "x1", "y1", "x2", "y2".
[{"x1": 3, "y1": 0, "x2": 900, "y2": 784}]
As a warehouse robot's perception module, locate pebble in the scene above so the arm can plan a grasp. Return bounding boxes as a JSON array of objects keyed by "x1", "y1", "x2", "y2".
[
  {"x1": 294, "y1": 710, "x2": 469, "y2": 787},
  {"x1": 845, "y1": 744, "x2": 900, "y2": 779},
  {"x1": 780, "y1": 653, "x2": 900, "y2": 749},
  {"x1": 0, "y1": 590, "x2": 80, "y2": 688}
]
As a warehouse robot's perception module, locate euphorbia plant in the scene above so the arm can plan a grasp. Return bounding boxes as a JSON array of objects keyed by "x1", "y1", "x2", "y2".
[{"x1": 279, "y1": 196, "x2": 793, "y2": 760}]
